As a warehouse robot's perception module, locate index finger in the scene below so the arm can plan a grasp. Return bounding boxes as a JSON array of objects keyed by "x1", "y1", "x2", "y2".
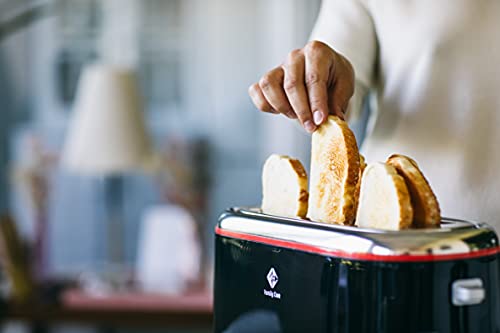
[
  {"x1": 283, "y1": 51, "x2": 316, "y2": 133},
  {"x1": 304, "y1": 47, "x2": 331, "y2": 126}
]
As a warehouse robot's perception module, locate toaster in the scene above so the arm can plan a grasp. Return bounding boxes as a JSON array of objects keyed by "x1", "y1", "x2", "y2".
[{"x1": 214, "y1": 207, "x2": 500, "y2": 333}]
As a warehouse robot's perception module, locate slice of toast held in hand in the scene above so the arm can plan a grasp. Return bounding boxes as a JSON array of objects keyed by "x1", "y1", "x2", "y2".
[
  {"x1": 356, "y1": 162, "x2": 413, "y2": 230},
  {"x1": 387, "y1": 154, "x2": 441, "y2": 228},
  {"x1": 261, "y1": 154, "x2": 309, "y2": 218},
  {"x1": 308, "y1": 116, "x2": 360, "y2": 225}
]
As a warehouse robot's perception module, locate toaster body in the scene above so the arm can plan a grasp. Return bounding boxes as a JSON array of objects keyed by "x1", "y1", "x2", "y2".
[{"x1": 214, "y1": 208, "x2": 500, "y2": 333}]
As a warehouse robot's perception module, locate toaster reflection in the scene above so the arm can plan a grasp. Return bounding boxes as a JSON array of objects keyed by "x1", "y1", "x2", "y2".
[{"x1": 223, "y1": 310, "x2": 282, "y2": 333}]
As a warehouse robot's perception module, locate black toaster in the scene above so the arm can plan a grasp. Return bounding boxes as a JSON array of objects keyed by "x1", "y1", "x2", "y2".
[{"x1": 214, "y1": 207, "x2": 500, "y2": 333}]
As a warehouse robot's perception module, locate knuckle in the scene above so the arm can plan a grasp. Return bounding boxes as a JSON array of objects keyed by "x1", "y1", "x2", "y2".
[
  {"x1": 309, "y1": 99, "x2": 324, "y2": 112},
  {"x1": 259, "y1": 75, "x2": 274, "y2": 90},
  {"x1": 286, "y1": 49, "x2": 303, "y2": 64},
  {"x1": 288, "y1": 48, "x2": 302, "y2": 59},
  {"x1": 283, "y1": 77, "x2": 299, "y2": 91},
  {"x1": 305, "y1": 72, "x2": 324, "y2": 87},
  {"x1": 305, "y1": 40, "x2": 325, "y2": 55}
]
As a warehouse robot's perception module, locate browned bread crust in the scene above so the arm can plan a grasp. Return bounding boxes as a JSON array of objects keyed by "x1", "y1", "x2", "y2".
[
  {"x1": 289, "y1": 158, "x2": 308, "y2": 179},
  {"x1": 288, "y1": 157, "x2": 309, "y2": 218},
  {"x1": 386, "y1": 154, "x2": 441, "y2": 228},
  {"x1": 353, "y1": 154, "x2": 366, "y2": 220},
  {"x1": 308, "y1": 116, "x2": 360, "y2": 225}
]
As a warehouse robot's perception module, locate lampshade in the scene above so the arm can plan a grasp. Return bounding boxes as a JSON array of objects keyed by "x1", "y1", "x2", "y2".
[{"x1": 62, "y1": 64, "x2": 152, "y2": 175}]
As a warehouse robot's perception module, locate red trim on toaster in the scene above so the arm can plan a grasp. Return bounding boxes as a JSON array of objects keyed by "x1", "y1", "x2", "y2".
[{"x1": 215, "y1": 227, "x2": 500, "y2": 262}]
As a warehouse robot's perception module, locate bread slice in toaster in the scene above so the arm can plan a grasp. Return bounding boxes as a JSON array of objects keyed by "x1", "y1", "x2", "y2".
[
  {"x1": 353, "y1": 154, "x2": 366, "y2": 219},
  {"x1": 386, "y1": 154, "x2": 441, "y2": 228},
  {"x1": 261, "y1": 154, "x2": 309, "y2": 218},
  {"x1": 308, "y1": 116, "x2": 360, "y2": 225},
  {"x1": 355, "y1": 162, "x2": 413, "y2": 230}
]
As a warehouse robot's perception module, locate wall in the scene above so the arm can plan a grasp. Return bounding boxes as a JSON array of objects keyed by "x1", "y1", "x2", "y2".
[{"x1": 5, "y1": 0, "x2": 322, "y2": 274}]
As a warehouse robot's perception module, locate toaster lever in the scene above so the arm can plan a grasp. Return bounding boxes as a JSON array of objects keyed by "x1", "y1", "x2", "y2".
[{"x1": 452, "y1": 278, "x2": 485, "y2": 306}]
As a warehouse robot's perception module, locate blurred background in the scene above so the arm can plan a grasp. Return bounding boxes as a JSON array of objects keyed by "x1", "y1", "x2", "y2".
[{"x1": 0, "y1": 0, "x2": 332, "y2": 332}]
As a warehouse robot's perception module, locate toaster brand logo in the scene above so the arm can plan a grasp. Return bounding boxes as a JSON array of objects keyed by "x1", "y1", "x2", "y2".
[
  {"x1": 267, "y1": 267, "x2": 279, "y2": 288},
  {"x1": 264, "y1": 267, "x2": 281, "y2": 300}
]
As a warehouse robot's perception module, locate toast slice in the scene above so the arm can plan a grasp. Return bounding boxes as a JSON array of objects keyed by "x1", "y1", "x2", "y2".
[
  {"x1": 355, "y1": 162, "x2": 413, "y2": 230},
  {"x1": 261, "y1": 154, "x2": 309, "y2": 218},
  {"x1": 308, "y1": 116, "x2": 360, "y2": 225},
  {"x1": 353, "y1": 154, "x2": 366, "y2": 218},
  {"x1": 386, "y1": 154, "x2": 441, "y2": 228}
]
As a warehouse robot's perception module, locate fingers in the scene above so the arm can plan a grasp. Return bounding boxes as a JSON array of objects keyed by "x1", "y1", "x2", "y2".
[
  {"x1": 258, "y1": 67, "x2": 296, "y2": 119},
  {"x1": 283, "y1": 49, "x2": 316, "y2": 133},
  {"x1": 304, "y1": 41, "x2": 331, "y2": 126},
  {"x1": 250, "y1": 40, "x2": 356, "y2": 132},
  {"x1": 248, "y1": 83, "x2": 276, "y2": 114},
  {"x1": 328, "y1": 54, "x2": 355, "y2": 120}
]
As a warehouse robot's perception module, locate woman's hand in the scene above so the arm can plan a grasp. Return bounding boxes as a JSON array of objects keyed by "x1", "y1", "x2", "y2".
[{"x1": 248, "y1": 41, "x2": 355, "y2": 133}]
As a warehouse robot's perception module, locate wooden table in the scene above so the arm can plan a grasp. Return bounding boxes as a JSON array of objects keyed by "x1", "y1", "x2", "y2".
[{"x1": 3, "y1": 290, "x2": 213, "y2": 330}]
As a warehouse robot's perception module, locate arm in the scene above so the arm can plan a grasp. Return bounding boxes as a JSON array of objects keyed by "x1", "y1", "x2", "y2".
[
  {"x1": 249, "y1": 0, "x2": 377, "y2": 132},
  {"x1": 311, "y1": 0, "x2": 377, "y2": 122}
]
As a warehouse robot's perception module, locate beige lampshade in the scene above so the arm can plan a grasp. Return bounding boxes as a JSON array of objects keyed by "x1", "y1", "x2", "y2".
[{"x1": 62, "y1": 64, "x2": 152, "y2": 175}]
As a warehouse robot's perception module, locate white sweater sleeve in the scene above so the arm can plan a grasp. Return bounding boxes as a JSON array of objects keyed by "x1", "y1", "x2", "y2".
[
  {"x1": 310, "y1": 0, "x2": 377, "y2": 89},
  {"x1": 310, "y1": 0, "x2": 377, "y2": 121}
]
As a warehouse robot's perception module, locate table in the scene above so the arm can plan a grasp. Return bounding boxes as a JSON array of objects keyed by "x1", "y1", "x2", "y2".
[{"x1": 3, "y1": 290, "x2": 213, "y2": 331}]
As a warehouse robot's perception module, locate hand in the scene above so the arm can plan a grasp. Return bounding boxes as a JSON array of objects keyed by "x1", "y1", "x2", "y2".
[{"x1": 248, "y1": 41, "x2": 355, "y2": 133}]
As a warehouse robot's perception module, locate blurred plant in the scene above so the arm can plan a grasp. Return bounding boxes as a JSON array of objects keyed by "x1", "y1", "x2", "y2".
[
  {"x1": 11, "y1": 135, "x2": 58, "y2": 280},
  {"x1": 145, "y1": 136, "x2": 210, "y2": 213},
  {"x1": 143, "y1": 135, "x2": 211, "y2": 290}
]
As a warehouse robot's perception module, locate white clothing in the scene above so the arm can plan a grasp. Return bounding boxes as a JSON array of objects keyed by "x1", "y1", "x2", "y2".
[{"x1": 311, "y1": 0, "x2": 500, "y2": 230}]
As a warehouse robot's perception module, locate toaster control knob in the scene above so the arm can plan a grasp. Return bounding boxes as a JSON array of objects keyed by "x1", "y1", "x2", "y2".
[{"x1": 452, "y1": 278, "x2": 485, "y2": 306}]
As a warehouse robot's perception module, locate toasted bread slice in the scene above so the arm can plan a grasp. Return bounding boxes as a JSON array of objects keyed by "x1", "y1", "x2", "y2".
[
  {"x1": 261, "y1": 154, "x2": 309, "y2": 218},
  {"x1": 386, "y1": 154, "x2": 441, "y2": 228},
  {"x1": 308, "y1": 116, "x2": 360, "y2": 225},
  {"x1": 353, "y1": 154, "x2": 366, "y2": 218},
  {"x1": 355, "y1": 162, "x2": 413, "y2": 230}
]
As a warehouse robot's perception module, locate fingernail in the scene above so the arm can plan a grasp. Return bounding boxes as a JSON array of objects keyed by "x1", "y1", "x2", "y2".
[
  {"x1": 287, "y1": 111, "x2": 297, "y2": 119},
  {"x1": 313, "y1": 111, "x2": 323, "y2": 125},
  {"x1": 304, "y1": 120, "x2": 316, "y2": 133}
]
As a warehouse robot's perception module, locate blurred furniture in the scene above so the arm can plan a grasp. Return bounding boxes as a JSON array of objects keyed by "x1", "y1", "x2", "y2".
[
  {"x1": 12, "y1": 136, "x2": 58, "y2": 281},
  {"x1": 2, "y1": 289, "x2": 212, "y2": 330},
  {"x1": 61, "y1": 64, "x2": 152, "y2": 264},
  {"x1": 0, "y1": 216, "x2": 35, "y2": 302},
  {"x1": 0, "y1": 214, "x2": 211, "y2": 331},
  {"x1": 148, "y1": 136, "x2": 211, "y2": 287},
  {"x1": 136, "y1": 204, "x2": 201, "y2": 294}
]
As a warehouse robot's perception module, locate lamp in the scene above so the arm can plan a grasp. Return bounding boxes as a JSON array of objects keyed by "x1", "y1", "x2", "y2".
[
  {"x1": 62, "y1": 64, "x2": 152, "y2": 264},
  {"x1": 62, "y1": 64, "x2": 151, "y2": 174}
]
